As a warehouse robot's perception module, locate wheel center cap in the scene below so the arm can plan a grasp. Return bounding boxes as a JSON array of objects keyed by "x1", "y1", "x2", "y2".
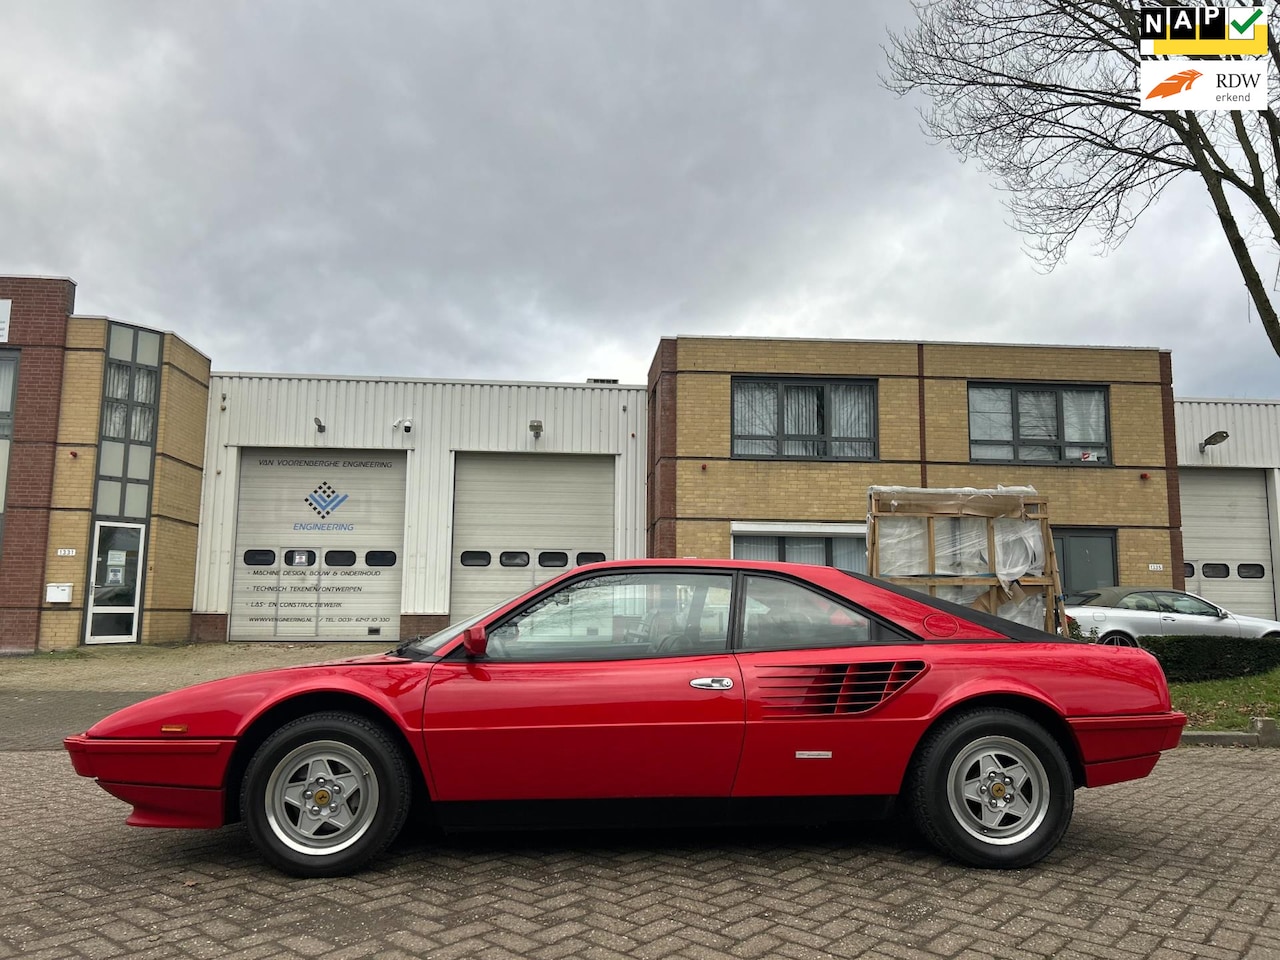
[
  {"x1": 989, "y1": 782, "x2": 1007, "y2": 800},
  {"x1": 313, "y1": 788, "x2": 332, "y2": 806}
]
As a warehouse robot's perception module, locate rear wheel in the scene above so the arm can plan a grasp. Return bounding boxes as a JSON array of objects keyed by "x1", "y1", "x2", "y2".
[
  {"x1": 241, "y1": 711, "x2": 411, "y2": 877},
  {"x1": 907, "y1": 708, "x2": 1074, "y2": 868}
]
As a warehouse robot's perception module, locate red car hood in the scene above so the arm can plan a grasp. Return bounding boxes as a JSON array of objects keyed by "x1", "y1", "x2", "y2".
[{"x1": 81, "y1": 654, "x2": 425, "y2": 741}]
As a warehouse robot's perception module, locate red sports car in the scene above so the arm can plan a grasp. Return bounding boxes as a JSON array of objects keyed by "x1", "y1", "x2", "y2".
[{"x1": 65, "y1": 559, "x2": 1185, "y2": 877}]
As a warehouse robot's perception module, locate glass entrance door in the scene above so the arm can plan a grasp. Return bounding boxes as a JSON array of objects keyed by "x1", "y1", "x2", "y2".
[{"x1": 85, "y1": 522, "x2": 146, "y2": 644}]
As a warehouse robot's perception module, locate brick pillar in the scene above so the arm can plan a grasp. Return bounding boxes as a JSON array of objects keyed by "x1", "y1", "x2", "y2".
[{"x1": 0, "y1": 277, "x2": 75, "y2": 653}]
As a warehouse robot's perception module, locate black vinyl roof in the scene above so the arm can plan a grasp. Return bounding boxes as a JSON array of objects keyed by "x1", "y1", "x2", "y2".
[{"x1": 840, "y1": 570, "x2": 1079, "y2": 644}]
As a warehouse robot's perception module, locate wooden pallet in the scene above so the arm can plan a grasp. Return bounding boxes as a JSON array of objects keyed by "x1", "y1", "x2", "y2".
[{"x1": 867, "y1": 487, "x2": 1066, "y2": 634}]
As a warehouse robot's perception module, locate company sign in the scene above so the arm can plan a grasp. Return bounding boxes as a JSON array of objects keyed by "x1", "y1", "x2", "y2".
[{"x1": 1138, "y1": 60, "x2": 1269, "y2": 110}]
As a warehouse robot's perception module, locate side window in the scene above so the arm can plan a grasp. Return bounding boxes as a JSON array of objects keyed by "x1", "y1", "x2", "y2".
[
  {"x1": 740, "y1": 575, "x2": 886, "y2": 650},
  {"x1": 1154, "y1": 591, "x2": 1218, "y2": 617},
  {"x1": 1116, "y1": 592, "x2": 1159, "y2": 612},
  {"x1": 484, "y1": 571, "x2": 733, "y2": 661}
]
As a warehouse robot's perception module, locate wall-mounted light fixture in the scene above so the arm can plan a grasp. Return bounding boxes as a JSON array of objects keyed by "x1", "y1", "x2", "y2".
[
  {"x1": 1198, "y1": 430, "x2": 1228, "y2": 453},
  {"x1": 314, "y1": 416, "x2": 326, "y2": 434},
  {"x1": 529, "y1": 419, "x2": 544, "y2": 439}
]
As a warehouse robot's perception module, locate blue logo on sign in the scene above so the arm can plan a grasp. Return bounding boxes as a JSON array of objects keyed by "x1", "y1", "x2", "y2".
[{"x1": 306, "y1": 482, "x2": 349, "y2": 518}]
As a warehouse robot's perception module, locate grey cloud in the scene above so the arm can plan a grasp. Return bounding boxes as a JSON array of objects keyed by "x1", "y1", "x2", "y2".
[{"x1": 0, "y1": 1, "x2": 1275, "y2": 396}]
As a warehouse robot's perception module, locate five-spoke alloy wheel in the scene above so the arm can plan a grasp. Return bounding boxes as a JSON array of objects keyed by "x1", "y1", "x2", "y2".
[
  {"x1": 242, "y1": 712, "x2": 412, "y2": 877},
  {"x1": 908, "y1": 708, "x2": 1074, "y2": 868}
]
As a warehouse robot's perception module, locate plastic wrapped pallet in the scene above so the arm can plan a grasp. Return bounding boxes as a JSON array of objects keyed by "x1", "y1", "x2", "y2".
[{"x1": 867, "y1": 485, "x2": 1063, "y2": 633}]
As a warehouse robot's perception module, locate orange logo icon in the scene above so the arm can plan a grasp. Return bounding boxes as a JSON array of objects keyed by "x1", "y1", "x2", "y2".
[{"x1": 1146, "y1": 68, "x2": 1203, "y2": 99}]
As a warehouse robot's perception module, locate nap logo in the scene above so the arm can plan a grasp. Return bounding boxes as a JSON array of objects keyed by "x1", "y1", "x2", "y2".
[
  {"x1": 1139, "y1": 60, "x2": 1268, "y2": 109},
  {"x1": 1139, "y1": 5, "x2": 1268, "y2": 55},
  {"x1": 305, "y1": 482, "x2": 349, "y2": 518}
]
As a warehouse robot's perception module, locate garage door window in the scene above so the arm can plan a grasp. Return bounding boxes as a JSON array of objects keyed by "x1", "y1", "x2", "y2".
[
  {"x1": 539, "y1": 551, "x2": 569, "y2": 567},
  {"x1": 1202, "y1": 563, "x2": 1229, "y2": 578},
  {"x1": 1239, "y1": 563, "x2": 1265, "y2": 579},
  {"x1": 244, "y1": 550, "x2": 276, "y2": 566},
  {"x1": 366, "y1": 551, "x2": 397, "y2": 567},
  {"x1": 460, "y1": 551, "x2": 491, "y2": 566},
  {"x1": 500, "y1": 551, "x2": 530, "y2": 567},
  {"x1": 325, "y1": 550, "x2": 356, "y2": 566},
  {"x1": 285, "y1": 550, "x2": 317, "y2": 567},
  {"x1": 576, "y1": 552, "x2": 607, "y2": 565}
]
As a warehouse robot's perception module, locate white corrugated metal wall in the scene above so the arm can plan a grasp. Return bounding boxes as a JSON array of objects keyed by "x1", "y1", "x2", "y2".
[
  {"x1": 195, "y1": 376, "x2": 646, "y2": 619},
  {"x1": 1175, "y1": 399, "x2": 1280, "y2": 618}
]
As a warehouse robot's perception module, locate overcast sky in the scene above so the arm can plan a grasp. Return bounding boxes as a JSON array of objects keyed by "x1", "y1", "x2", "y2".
[{"x1": 2, "y1": 1, "x2": 1277, "y2": 398}]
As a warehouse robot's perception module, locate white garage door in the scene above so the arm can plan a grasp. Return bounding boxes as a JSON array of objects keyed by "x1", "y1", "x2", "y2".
[
  {"x1": 1181, "y1": 468, "x2": 1275, "y2": 618},
  {"x1": 230, "y1": 450, "x2": 407, "y2": 640},
  {"x1": 450, "y1": 453, "x2": 615, "y2": 621}
]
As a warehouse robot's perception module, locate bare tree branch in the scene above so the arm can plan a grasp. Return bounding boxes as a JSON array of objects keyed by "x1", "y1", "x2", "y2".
[{"x1": 885, "y1": 0, "x2": 1280, "y2": 357}]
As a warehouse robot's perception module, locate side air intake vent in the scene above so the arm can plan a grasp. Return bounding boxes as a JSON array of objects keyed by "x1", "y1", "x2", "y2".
[{"x1": 757, "y1": 661, "x2": 926, "y2": 718}]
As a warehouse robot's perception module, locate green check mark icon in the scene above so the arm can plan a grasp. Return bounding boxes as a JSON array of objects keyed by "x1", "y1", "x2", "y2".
[{"x1": 1232, "y1": 9, "x2": 1263, "y2": 35}]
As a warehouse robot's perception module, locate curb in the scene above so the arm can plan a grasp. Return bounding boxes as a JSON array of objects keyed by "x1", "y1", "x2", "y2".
[{"x1": 1180, "y1": 717, "x2": 1278, "y2": 748}]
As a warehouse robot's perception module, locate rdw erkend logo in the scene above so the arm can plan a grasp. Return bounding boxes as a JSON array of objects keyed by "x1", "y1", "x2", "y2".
[{"x1": 1145, "y1": 68, "x2": 1203, "y2": 99}]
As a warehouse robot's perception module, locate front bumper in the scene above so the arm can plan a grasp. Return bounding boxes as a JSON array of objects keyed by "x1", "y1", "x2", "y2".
[{"x1": 64, "y1": 734, "x2": 236, "y2": 829}]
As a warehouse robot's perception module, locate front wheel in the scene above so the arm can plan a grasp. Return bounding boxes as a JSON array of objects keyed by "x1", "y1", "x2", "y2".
[
  {"x1": 241, "y1": 711, "x2": 412, "y2": 877},
  {"x1": 907, "y1": 708, "x2": 1074, "y2": 868}
]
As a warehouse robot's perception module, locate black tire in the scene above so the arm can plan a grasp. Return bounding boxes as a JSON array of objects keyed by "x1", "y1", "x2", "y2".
[
  {"x1": 907, "y1": 708, "x2": 1074, "y2": 868},
  {"x1": 1099, "y1": 632, "x2": 1138, "y2": 647},
  {"x1": 240, "y1": 711, "x2": 412, "y2": 877}
]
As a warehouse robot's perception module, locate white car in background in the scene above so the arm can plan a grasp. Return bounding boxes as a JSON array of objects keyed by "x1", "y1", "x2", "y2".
[{"x1": 1064, "y1": 587, "x2": 1280, "y2": 646}]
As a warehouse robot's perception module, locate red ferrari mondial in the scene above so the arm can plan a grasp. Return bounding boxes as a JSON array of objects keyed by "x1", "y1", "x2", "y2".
[{"x1": 66, "y1": 560, "x2": 1185, "y2": 877}]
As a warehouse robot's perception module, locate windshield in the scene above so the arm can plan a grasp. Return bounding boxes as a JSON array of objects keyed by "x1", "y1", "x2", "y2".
[{"x1": 394, "y1": 600, "x2": 507, "y2": 658}]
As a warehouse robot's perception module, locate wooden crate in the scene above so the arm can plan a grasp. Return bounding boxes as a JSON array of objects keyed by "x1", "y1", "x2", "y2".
[{"x1": 866, "y1": 487, "x2": 1066, "y2": 634}]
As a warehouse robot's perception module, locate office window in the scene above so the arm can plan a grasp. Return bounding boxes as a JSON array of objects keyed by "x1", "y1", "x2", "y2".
[
  {"x1": 733, "y1": 534, "x2": 868, "y2": 574},
  {"x1": 732, "y1": 378, "x2": 877, "y2": 460},
  {"x1": 95, "y1": 325, "x2": 162, "y2": 520},
  {"x1": 0, "y1": 354, "x2": 16, "y2": 550},
  {"x1": 969, "y1": 384, "x2": 1109, "y2": 464}
]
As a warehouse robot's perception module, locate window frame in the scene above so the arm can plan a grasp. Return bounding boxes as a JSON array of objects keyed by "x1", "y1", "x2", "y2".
[
  {"x1": 94, "y1": 324, "x2": 162, "y2": 521},
  {"x1": 967, "y1": 382, "x2": 1111, "y2": 465},
  {"x1": 0, "y1": 350, "x2": 16, "y2": 553},
  {"x1": 731, "y1": 376, "x2": 879, "y2": 462}
]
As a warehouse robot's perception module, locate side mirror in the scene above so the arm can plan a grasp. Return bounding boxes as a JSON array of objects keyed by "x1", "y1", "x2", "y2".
[
  {"x1": 462, "y1": 625, "x2": 488, "y2": 658},
  {"x1": 1217, "y1": 608, "x2": 1230, "y2": 619}
]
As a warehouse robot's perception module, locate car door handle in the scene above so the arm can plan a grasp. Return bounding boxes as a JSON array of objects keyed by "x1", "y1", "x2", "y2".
[
  {"x1": 1161, "y1": 616, "x2": 1176, "y2": 621},
  {"x1": 690, "y1": 677, "x2": 734, "y2": 690}
]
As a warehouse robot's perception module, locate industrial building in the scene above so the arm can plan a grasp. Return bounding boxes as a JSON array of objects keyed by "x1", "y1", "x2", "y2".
[{"x1": 4, "y1": 273, "x2": 1277, "y2": 650}]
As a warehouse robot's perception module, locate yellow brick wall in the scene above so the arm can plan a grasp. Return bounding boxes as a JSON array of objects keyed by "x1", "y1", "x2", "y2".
[
  {"x1": 675, "y1": 459, "x2": 920, "y2": 521},
  {"x1": 57, "y1": 352, "x2": 105, "y2": 447},
  {"x1": 163, "y1": 333, "x2": 211, "y2": 384},
  {"x1": 879, "y1": 378, "x2": 920, "y2": 461},
  {"x1": 151, "y1": 457, "x2": 203, "y2": 526},
  {"x1": 1117, "y1": 529, "x2": 1176, "y2": 588},
  {"x1": 38, "y1": 610, "x2": 83, "y2": 651},
  {"x1": 678, "y1": 338, "x2": 918, "y2": 376},
  {"x1": 1109, "y1": 385, "x2": 1167, "y2": 467},
  {"x1": 144, "y1": 516, "x2": 198, "y2": 612},
  {"x1": 923, "y1": 343, "x2": 1163, "y2": 383},
  {"x1": 65, "y1": 317, "x2": 106, "y2": 350},
  {"x1": 156, "y1": 361, "x2": 210, "y2": 469},
  {"x1": 50, "y1": 442, "x2": 97, "y2": 511},
  {"x1": 140, "y1": 610, "x2": 193, "y2": 644},
  {"x1": 675, "y1": 374, "x2": 731, "y2": 458},
  {"x1": 675, "y1": 521, "x2": 733, "y2": 559},
  {"x1": 657, "y1": 338, "x2": 1177, "y2": 589},
  {"x1": 923, "y1": 379, "x2": 971, "y2": 463}
]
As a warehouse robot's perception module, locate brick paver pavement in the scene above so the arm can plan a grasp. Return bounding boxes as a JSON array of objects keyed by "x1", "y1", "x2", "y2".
[{"x1": 2, "y1": 644, "x2": 1278, "y2": 959}]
